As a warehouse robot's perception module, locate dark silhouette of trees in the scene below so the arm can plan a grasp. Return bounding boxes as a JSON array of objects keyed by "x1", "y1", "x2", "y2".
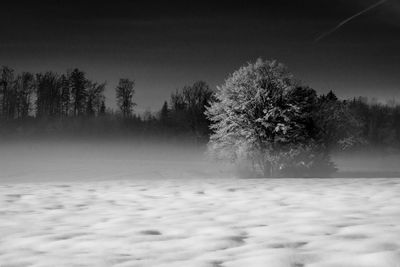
[
  {"x1": 169, "y1": 81, "x2": 213, "y2": 141},
  {"x1": 347, "y1": 97, "x2": 400, "y2": 150},
  {"x1": 116, "y1": 78, "x2": 136, "y2": 118},
  {"x1": 15, "y1": 72, "x2": 35, "y2": 119},
  {"x1": 35, "y1": 72, "x2": 62, "y2": 118},
  {"x1": 313, "y1": 90, "x2": 363, "y2": 151},
  {"x1": 0, "y1": 66, "x2": 16, "y2": 120},
  {"x1": 159, "y1": 101, "x2": 169, "y2": 125},
  {"x1": 0, "y1": 68, "x2": 35, "y2": 120},
  {"x1": 70, "y1": 68, "x2": 88, "y2": 117},
  {"x1": 86, "y1": 82, "x2": 106, "y2": 117},
  {"x1": 99, "y1": 100, "x2": 106, "y2": 116},
  {"x1": 60, "y1": 74, "x2": 71, "y2": 117}
]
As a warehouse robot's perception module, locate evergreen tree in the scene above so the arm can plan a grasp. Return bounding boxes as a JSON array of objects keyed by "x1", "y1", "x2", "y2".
[{"x1": 159, "y1": 101, "x2": 169, "y2": 124}]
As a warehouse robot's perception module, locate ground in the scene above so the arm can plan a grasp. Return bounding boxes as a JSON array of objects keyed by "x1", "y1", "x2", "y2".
[{"x1": 1, "y1": 178, "x2": 400, "y2": 267}]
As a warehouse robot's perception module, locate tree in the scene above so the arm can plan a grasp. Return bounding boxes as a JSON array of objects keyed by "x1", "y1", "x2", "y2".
[
  {"x1": 159, "y1": 101, "x2": 170, "y2": 125},
  {"x1": 14, "y1": 72, "x2": 35, "y2": 119},
  {"x1": 116, "y1": 78, "x2": 135, "y2": 118},
  {"x1": 99, "y1": 100, "x2": 106, "y2": 116},
  {"x1": 314, "y1": 91, "x2": 363, "y2": 151},
  {"x1": 0, "y1": 66, "x2": 15, "y2": 120},
  {"x1": 86, "y1": 82, "x2": 106, "y2": 116},
  {"x1": 7, "y1": 82, "x2": 18, "y2": 120},
  {"x1": 35, "y1": 72, "x2": 62, "y2": 118},
  {"x1": 169, "y1": 81, "x2": 214, "y2": 140},
  {"x1": 69, "y1": 68, "x2": 88, "y2": 116},
  {"x1": 206, "y1": 59, "x2": 332, "y2": 177},
  {"x1": 183, "y1": 81, "x2": 214, "y2": 138},
  {"x1": 60, "y1": 74, "x2": 71, "y2": 117}
]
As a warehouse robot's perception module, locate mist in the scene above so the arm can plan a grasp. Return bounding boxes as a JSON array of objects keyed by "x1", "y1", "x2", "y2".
[
  {"x1": 0, "y1": 139, "x2": 234, "y2": 184},
  {"x1": 2, "y1": 136, "x2": 400, "y2": 185},
  {"x1": 334, "y1": 151, "x2": 400, "y2": 178}
]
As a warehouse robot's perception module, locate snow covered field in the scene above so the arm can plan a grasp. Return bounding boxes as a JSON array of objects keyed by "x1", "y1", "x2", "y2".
[{"x1": 1, "y1": 177, "x2": 400, "y2": 267}]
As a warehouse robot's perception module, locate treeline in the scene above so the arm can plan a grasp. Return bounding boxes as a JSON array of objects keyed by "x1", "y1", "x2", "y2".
[
  {"x1": 1, "y1": 65, "x2": 400, "y2": 152},
  {"x1": 0, "y1": 66, "x2": 213, "y2": 142},
  {"x1": 0, "y1": 66, "x2": 106, "y2": 120},
  {"x1": 348, "y1": 96, "x2": 400, "y2": 151},
  {"x1": 304, "y1": 91, "x2": 400, "y2": 153}
]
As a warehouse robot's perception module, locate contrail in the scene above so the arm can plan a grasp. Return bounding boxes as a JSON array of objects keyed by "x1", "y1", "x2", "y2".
[{"x1": 315, "y1": 0, "x2": 387, "y2": 42}]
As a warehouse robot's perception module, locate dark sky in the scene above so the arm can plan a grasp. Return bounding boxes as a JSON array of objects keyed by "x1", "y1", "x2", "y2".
[{"x1": 1, "y1": 0, "x2": 399, "y2": 111}]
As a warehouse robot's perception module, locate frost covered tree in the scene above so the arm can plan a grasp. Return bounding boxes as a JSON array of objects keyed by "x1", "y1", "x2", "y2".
[{"x1": 206, "y1": 59, "x2": 334, "y2": 177}]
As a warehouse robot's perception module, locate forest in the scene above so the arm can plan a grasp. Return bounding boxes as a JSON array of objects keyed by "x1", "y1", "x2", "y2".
[
  {"x1": 0, "y1": 66, "x2": 213, "y2": 143},
  {"x1": 1, "y1": 64, "x2": 399, "y2": 150},
  {"x1": 1, "y1": 62, "x2": 400, "y2": 176}
]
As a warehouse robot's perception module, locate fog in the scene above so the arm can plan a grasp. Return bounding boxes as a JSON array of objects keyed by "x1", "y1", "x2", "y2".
[
  {"x1": 1, "y1": 139, "x2": 400, "y2": 183},
  {"x1": 333, "y1": 151, "x2": 400, "y2": 178},
  {"x1": 0, "y1": 140, "x2": 233, "y2": 183}
]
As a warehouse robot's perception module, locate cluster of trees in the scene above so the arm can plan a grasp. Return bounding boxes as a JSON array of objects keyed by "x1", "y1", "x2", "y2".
[
  {"x1": 348, "y1": 97, "x2": 400, "y2": 150},
  {"x1": 159, "y1": 81, "x2": 214, "y2": 142},
  {"x1": 205, "y1": 59, "x2": 397, "y2": 177},
  {"x1": 0, "y1": 66, "x2": 213, "y2": 141},
  {"x1": 2, "y1": 61, "x2": 400, "y2": 177},
  {"x1": 0, "y1": 67, "x2": 108, "y2": 119}
]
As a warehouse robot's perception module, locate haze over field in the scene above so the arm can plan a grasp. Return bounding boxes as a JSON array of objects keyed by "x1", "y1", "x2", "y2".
[
  {"x1": 1, "y1": 141, "x2": 400, "y2": 183},
  {"x1": 0, "y1": 141, "x2": 230, "y2": 183}
]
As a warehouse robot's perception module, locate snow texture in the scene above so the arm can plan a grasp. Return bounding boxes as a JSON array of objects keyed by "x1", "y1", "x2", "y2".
[{"x1": 1, "y1": 178, "x2": 400, "y2": 267}]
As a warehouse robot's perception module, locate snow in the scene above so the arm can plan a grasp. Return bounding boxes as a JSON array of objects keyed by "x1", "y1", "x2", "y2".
[{"x1": 1, "y1": 177, "x2": 400, "y2": 267}]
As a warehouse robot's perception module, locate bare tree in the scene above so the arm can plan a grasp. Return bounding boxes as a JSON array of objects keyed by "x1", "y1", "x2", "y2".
[
  {"x1": 35, "y1": 72, "x2": 61, "y2": 118},
  {"x1": 169, "y1": 81, "x2": 213, "y2": 139},
  {"x1": 0, "y1": 66, "x2": 15, "y2": 120},
  {"x1": 86, "y1": 81, "x2": 106, "y2": 116},
  {"x1": 15, "y1": 72, "x2": 35, "y2": 119},
  {"x1": 116, "y1": 78, "x2": 136, "y2": 118},
  {"x1": 69, "y1": 68, "x2": 88, "y2": 116},
  {"x1": 60, "y1": 74, "x2": 71, "y2": 117}
]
